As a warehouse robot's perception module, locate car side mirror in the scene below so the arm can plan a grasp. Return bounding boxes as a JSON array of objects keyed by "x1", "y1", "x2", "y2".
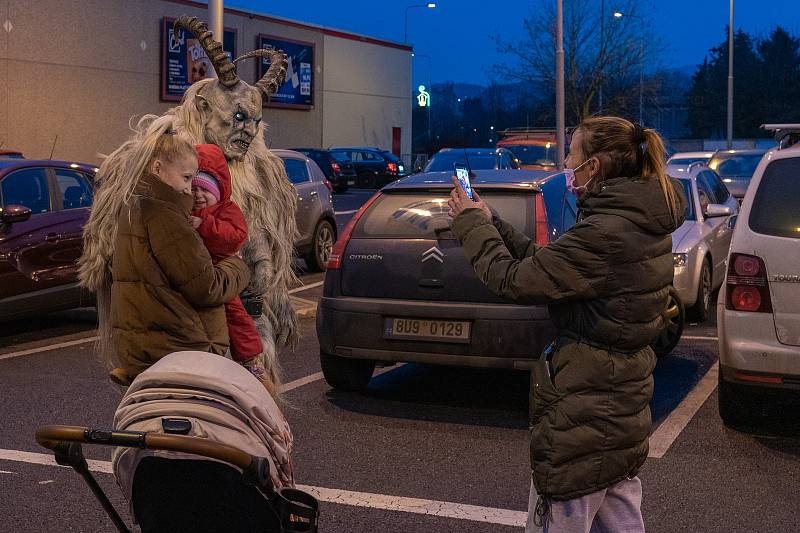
[
  {"x1": 704, "y1": 204, "x2": 732, "y2": 218},
  {"x1": 0, "y1": 204, "x2": 32, "y2": 224}
]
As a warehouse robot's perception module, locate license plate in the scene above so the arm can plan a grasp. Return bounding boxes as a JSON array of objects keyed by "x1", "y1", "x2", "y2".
[
  {"x1": 384, "y1": 318, "x2": 470, "y2": 343},
  {"x1": 347, "y1": 179, "x2": 356, "y2": 185}
]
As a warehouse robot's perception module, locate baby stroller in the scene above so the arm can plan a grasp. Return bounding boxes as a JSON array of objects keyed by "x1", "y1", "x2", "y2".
[{"x1": 36, "y1": 351, "x2": 319, "y2": 533}]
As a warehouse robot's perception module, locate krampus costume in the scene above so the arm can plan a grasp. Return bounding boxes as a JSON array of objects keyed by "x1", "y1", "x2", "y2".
[{"x1": 79, "y1": 17, "x2": 298, "y2": 386}]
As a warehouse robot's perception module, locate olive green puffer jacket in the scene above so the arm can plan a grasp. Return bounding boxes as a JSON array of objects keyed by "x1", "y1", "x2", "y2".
[{"x1": 451, "y1": 175, "x2": 686, "y2": 501}]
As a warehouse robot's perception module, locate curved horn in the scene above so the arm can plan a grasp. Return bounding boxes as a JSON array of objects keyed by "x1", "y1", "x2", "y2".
[
  {"x1": 173, "y1": 16, "x2": 239, "y2": 88},
  {"x1": 233, "y1": 49, "x2": 288, "y2": 99}
]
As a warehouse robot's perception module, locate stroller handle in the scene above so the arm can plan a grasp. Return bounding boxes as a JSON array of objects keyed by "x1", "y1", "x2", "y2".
[{"x1": 36, "y1": 425, "x2": 254, "y2": 470}]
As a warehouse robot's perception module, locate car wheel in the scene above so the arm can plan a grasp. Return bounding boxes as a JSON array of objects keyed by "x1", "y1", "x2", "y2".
[
  {"x1": 320, "y1": 351, "x2": 376, "y2": 391},
  {"x1": 688, "y1": 258, "x2": 712, "y2": 322},
  {"x1": 357, "y1": 171, "x2": 378, "y2": 189},
  {"x1": 305, "y1": 220, "x2": 335, "y2": 272},
  {"x1": 718, "y1": 373, "x2": 757, "y2": 429},
  {"x1": 650, "y1": 286, "x2": 685, "y2": 356}
]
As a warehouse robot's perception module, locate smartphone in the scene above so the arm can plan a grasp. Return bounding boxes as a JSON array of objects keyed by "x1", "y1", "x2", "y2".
[{"x1": 454, "y1": 163, "x2": 473, "y2": 200}]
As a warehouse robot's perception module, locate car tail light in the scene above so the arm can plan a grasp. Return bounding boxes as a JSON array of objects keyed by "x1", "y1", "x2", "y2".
[
  {"x1": 534, "y1": 193, "x2": 549, "y2": 246},
  {"x1": 387, "y1": 162, "x2": 398, "y2": 174},
  {"x1": 725, "y1": 253, "x2": 773, "y2": 313},
  {"x1": 331, "y1": 161, "x2": 341, "y2": 174},
  {"x1": 326, "y1": 192, "x2": 382, "y2": 270}
]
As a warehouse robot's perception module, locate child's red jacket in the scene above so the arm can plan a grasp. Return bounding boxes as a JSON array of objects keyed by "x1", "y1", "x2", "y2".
[{"x1": 193, "y1": 144, "x2": 248, "y2": 260}]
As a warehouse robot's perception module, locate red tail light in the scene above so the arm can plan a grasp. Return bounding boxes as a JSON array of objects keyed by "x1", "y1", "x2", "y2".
[
  {"x1": 387, "y1": 162, "x2": 398, "y2": 174},
  {"x1": 725, "y1": 253, "x2": 773, "y2": 313},
  {"x1": 534, "y1": 193, "x2": 549, "y2": 246},
  {"x1": 326, "y1": 192, "x2": 382, "y2": 270},
  {"x1": 331, "y1": 161, "x2": 341, "y2": 174}
]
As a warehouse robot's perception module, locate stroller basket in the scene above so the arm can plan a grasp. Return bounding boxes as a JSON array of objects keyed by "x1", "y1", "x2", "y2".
[{"x1": 36, "y1": 424, "x2": 319, "y2": 533}]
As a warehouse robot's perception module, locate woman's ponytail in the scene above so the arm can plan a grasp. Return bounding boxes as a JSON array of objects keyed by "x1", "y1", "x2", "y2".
[{"x1": 641, "y1": 128, "x2": 681, "y2": 223}]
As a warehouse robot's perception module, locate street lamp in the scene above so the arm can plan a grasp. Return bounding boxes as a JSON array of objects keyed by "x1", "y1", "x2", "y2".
[
  {"x1": 613, "y1": 11, "x2": 644, "y2": 125},
  {"x1": 727, "y1": 0, "x2": 734, "y2": 149},
  {"x1": 404, "y1": 3, "x2": 436, "y2": 43}
]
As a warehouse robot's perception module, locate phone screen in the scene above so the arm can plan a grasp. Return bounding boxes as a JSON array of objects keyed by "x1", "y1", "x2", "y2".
[{"x1": 454, "y1": 163, "x2": 473, "y2": 200}]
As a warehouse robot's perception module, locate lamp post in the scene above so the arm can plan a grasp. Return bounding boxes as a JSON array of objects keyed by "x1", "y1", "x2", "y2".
[
  {"x1": 598, "y1": 0, "x2": 604, "y2": 112},
  {"x1": 556, "y1": 0, "x2": 565, "y2": 170},
  {"x1": 727, "y1": 0, "x2": 734, "y2": 149},
  {"x1": 404, "y1": 3, "x2": 436, "y2": 43},
  {"x1": 412, "y1": 52, "x2": 433, "y2": 146},
  {"x1": 613, "y1": 11, "x2": 644, "y2": 125}
]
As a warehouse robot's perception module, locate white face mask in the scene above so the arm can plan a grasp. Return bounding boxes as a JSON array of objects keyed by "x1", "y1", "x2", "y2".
[{"x1": 564, "y1": 159, "x2": 593, "y2": 198}]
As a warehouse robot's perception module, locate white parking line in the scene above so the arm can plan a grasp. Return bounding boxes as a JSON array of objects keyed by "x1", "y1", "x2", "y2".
[
  {"x1": 648, "y1": 362, "x2": 719, "y2": 458},
  {"x1": 0, "y1": 448, "x2": 526, "y2": 527},
  {"x1": 288, "y1": 281, "x2": 324, "y2": 294},
  {"x1": 280, "y1": 364, "x2": 403, "y2": 393},
  {"x1": 680, "y1": 335, "x2": 719, "y2": 341},
  {"x1": 0, "y1": 336, "x2": 98, "y2": 362}
]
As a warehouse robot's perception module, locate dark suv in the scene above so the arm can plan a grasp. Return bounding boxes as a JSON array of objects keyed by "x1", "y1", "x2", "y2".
[
  {"x1": 329, "y1": 147, "x2": 408, "y2": 189},
  {"x1": 315, "y1": 168, "x2": 576, "y2": 391},
  {"x1": 0, "y1": 159, "x2": 97, "y2": 320},
  {"x1": 291, "y1": 148, "x2": 357, "y2": 193}
]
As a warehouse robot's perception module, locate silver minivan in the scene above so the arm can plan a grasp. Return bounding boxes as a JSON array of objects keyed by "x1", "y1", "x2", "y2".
[{"x1": 274, "y1": 149, "x2": 338, "y2": 271}]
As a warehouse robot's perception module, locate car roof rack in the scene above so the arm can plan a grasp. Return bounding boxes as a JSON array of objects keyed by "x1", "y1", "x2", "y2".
[
  {"x1": 496, "y1": 128, "x2": 557, "y2": 140},
  {"x1": 761, "y1": 124, "x2": 800, "y2": 150}
]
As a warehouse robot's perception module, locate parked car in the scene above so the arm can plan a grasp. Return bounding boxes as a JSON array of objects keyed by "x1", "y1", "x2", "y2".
[
  {"x1": 666, "y1": 151, "x2": 714, "y2": 166},
  {"x1": 274, "y1": 149, "x2": 338, "y2": 272},
  {"x1": 0, "y1": 150, "x2": 24, "y2": 159},
  {"x1": 668, "y1": 163, "x2": 739, "y2": 322},
  {"x1": 424, "y1": 148, "x2": 520, "y2": 173},
  {"x1": 717, "y1": 125, "x2": 800, "y2": 428},
  {"x1": 329, "y1": 147, "x2": 407, "y2": 189},
  {"x1": 495, "y1": 128, "x2": 558, "y2": 170},
  {"x1": 707, "y1": 148, "x2": 768, "y2": 200},
  {"x1": 0, "y1": 159, "x2": 97, "y2": 320},
  {"x1": 290, "y1": 148, "x2": 357, "y2": 193},
  {"x1": 315, "y1": 168, "x2": 683, "y2": 391}
]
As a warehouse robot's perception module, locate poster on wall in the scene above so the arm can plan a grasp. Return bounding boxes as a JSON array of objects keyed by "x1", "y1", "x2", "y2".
[
  {"x1": 160, "y1": 17, "x2": 237, "y2": 102},
  {"x1": 256, "y1": 35, "x2": 314, "y2": 110}
]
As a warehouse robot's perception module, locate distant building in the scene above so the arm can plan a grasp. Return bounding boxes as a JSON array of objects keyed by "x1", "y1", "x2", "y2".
[{"x1": 0, "y1": 0, "x2": 411, "y2": 163}]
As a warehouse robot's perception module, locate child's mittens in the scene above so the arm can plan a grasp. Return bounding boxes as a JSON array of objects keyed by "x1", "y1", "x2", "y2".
[{"x1": 189, "y1": 216, "x2": 203, "y2": 229}]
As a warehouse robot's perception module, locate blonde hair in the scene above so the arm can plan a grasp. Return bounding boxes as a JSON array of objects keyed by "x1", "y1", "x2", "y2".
[{"x1": 574, "y1": 116, "x2": 681, "y2": 220}]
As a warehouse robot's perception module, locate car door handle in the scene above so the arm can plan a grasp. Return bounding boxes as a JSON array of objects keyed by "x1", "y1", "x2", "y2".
[
  {"x1": 419, "y1": 278, "x2": 444, "y2": 288},
  {"x1": 45, "y1": 233, "x2": 61, "y2": 242}
]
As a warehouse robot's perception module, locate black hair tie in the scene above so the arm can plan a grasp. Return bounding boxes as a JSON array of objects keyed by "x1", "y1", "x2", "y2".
[{"x1": 632, "y1": 123, "x2": 646, "y2": 143}]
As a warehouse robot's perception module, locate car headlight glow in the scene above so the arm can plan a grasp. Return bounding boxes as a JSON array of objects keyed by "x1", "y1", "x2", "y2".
[{"x1": 673, "y1": 253, "x2": 688, "y2": 268}]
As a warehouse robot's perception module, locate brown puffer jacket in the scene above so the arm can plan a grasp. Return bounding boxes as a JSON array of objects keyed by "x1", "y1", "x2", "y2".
[{"x1": 111, "y1": 174, "x2": 251, "y2": 377}]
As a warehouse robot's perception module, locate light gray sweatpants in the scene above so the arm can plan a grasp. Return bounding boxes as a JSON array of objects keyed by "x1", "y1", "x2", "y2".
[{"x1": 525, "y1": 477, "x2": 645, "y2": 533}]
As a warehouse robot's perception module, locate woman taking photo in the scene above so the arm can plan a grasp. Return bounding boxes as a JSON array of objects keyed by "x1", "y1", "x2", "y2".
[{"x1": 448, "y1": 116, "x2": 686, "y2": 533}]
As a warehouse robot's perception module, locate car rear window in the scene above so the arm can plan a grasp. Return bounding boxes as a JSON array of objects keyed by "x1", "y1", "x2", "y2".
[
  {"x1": 710, "y1": 153, "x2": 764, "y2": 178},
  {"x1": 354, "y1": 191, "x2": 533, "y2": 239},
  {"x1": 502, "y1": 145, "x2": 556, "y2": 167},
  {"x1": 748, "y1": 158, "x2": 800, "y2": 239},
  {"x1": 425, "y1": 152, "x2": 498, "y2": 172}
]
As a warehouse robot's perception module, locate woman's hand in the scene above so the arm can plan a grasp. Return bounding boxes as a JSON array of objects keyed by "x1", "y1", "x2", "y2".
[
  {"x1": 448, "y1": 176, "x2": 492, "y2": 220},
  {"x1": 189, "y1": 216, "x2": 202, "y2": 229}
]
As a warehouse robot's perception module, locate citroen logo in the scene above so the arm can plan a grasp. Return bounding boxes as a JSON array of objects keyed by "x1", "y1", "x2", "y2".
[{"x1": 421, "y1": 246, "x2": 444, "y2": 263}]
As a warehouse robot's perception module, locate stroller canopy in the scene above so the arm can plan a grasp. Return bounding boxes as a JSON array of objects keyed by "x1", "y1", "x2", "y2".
[{"x1": 113, "y1": 351, "x2": 293, "y2": 503}]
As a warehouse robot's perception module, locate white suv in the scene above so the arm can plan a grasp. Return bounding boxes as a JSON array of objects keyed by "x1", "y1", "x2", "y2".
[{"x1": 718, "y1": 124, "x2": 800, "y2": 427}]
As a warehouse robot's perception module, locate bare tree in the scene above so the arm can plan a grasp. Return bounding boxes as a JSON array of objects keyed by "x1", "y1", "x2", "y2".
[{"x1": 493, "y1": 0, "x2": 663, "y2": 122}]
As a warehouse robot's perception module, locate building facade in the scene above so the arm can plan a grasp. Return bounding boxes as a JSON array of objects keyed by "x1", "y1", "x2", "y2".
[{"x1": 0, "y1": 0, "x2": 412, "y2": 164}]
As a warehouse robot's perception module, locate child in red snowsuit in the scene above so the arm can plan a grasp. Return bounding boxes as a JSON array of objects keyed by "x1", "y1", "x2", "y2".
[{"x1": 189, "y1": 144, "x2": 268, "y2": 381}]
